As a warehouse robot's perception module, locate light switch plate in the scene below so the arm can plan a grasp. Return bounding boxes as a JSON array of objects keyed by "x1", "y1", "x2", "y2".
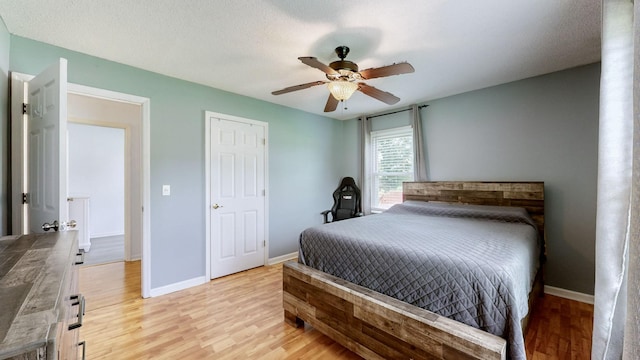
[{"x1": 162, "y1": 185, "x2": 170, "y2": 196}]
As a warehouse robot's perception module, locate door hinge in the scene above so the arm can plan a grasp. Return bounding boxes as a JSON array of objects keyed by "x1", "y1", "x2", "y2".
[
  {"x1": 262, "y1": 138, "x2": 266, "y2": 145},
  {"x1": 263, "y1": 240, "x2": 266, "y2": 247},
  {"x1": 262, "y1": 189, "x2": 266, "y2": 196},
  {"x1": 22, "y1": 103, "x2": 29, "y2": 115},
  {"x1": 22, "y1": 193, "x2": 29, "y2": 204}
]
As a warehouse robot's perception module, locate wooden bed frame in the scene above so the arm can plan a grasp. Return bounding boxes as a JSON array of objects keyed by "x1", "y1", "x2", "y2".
[{"x1": 283, "y1": 181, "x2": 545, "y2": 360}]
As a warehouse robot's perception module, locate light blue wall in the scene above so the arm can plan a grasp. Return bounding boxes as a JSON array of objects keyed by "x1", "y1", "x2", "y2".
[
  {"x1": 346, "y1": 63, "x2": 600, "y2": 295},
  {"x1": 8, "y1": 36, "x2": 345, "y2": 288},
  {"x1": 0, "y1": 17, "x2": 9, "y2": 236},
  {"x1": 340, "y1": 117, "x2": 360, "y2": 179}
]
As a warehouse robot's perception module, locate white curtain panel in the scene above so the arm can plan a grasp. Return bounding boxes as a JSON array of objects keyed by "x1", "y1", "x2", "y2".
[
  {"x1": 412, "y1": 104, "x2": 428, "y2": 181},
  {"x1": 359, "y1": 115, "x2": 372, "y2": 214},
  {"x1": 592, "y1": 0, "x2": 639, "y2": 358},
  {"x1": 624, "y1": 1, "x2": 640, "y2": 357}
]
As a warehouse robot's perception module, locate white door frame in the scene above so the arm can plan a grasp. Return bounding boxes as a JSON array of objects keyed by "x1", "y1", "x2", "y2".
[
  {"x1": 204, "y1": 111, "x2": 269, "y2": 280},
  {"x1": 10, "y1": 72, "x2": 153, "y2": 298}
]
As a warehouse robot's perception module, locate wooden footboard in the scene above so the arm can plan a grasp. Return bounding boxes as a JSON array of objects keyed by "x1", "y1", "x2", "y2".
[{"x1": 283, "y1": 261, "x2": 507, "y2": 360}]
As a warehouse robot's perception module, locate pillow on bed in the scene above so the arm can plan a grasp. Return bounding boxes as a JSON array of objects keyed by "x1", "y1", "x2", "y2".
[{"x1": 388, "y1": 200, "x2": 537, "y2": 229}]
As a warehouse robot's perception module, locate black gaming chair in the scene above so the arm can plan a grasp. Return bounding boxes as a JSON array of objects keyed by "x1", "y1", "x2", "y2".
[{"x1": 321, "y1": 177, "x2": 363, "y2": 223}]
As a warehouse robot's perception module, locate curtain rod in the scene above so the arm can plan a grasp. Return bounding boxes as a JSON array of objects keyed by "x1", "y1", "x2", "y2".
[{"x1": 364, "y1": 104, "x2": 429, "y2": 120}]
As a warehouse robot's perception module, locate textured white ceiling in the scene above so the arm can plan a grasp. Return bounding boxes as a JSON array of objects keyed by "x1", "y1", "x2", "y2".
[{"x1": 0, "y1": 0, "x2": 601, "y2": 120}]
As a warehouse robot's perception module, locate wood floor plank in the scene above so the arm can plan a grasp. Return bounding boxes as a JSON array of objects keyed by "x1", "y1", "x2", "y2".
[{"x1": 80, "y1": 261, "x2": 593, "y2": 359}]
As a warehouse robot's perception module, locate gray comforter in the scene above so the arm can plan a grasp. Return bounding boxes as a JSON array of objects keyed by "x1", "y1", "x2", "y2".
[{"x1": 298, "y1": 201, "x2": 540, "y2": 360}]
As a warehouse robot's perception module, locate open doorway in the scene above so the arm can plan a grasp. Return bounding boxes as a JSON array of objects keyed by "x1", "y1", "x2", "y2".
[
  {"x1": 68, "y1": 123, "x2": 126, "y2": 265},
  {"x1": 11, "y1": 70, "x2": 151, "y2": 297},
  {"x1": 67, "y1": 93, "x2": 142, "y2": 265}
]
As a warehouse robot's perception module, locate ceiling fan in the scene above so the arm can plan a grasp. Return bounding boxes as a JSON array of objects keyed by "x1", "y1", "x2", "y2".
[{"x1": 272, "y1": 46, "x2": 415, "y2": 112}]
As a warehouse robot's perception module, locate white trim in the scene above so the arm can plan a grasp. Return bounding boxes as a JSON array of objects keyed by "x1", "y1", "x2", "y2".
[
  {"x1": 205, "y1": 111, "x2": 269, "y2": 280},
  {"x1": 267, "y1": 252, "x2": 298, "y2": 265},
  {"x1": 90, "y1": 232, "x2": 126, "y2": 239},
  {"x1": 544, "y1": 285, "x2": 594, "y2": 304},
  {"x1": 67, "y1": 83, "x2": 152, "y2": 299},
  {"x1": 204, "y1": 117, "x2": 211, "y2": 280},
  {"x1": 149, "y1": 276, "x2": 207, "y2": 297},
  {"x1": 68, "y1": 83, "x2": 145, "y2": 105},
  {"x1": 10, "y1": 72, "x2": 28, "y2": 234},
  {"x1": 141, "y1": 97, "x2": 151, "y2": 298}
]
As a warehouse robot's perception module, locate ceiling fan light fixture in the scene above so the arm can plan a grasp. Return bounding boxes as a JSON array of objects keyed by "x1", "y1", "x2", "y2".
[{"x1": 327, "y1": 81, "x2": 358, "y2": 101}]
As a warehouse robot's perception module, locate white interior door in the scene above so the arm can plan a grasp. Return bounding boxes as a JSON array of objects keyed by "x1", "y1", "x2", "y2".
[
  {"x1": 27, "y1": 59, "x2": 69, "y2": 233},
  {"x1": 210, "y1": 117, "x2": 266, "y2": 278}
]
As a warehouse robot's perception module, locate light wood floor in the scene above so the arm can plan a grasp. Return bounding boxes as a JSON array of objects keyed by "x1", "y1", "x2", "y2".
[{"x1": 80, "y1": 261, "x2": 594, "y2": 359}]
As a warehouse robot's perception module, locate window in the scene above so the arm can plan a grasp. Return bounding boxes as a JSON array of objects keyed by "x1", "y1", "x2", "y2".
[{"x1": 370, "y1": 126, "x2": 414, "y2": 211}]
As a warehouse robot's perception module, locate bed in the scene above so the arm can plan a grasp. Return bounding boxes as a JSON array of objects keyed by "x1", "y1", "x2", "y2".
[{"x1": 283, "y1": 181, "x2": 545, "y2": 360}]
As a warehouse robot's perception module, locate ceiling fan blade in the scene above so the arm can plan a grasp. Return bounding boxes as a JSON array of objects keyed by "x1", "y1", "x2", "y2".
[
  {"x1": 298, "y1": 57, "x2": 339, "y2": 75},
  {"x1": 358, "y1": 83, "x2": 401, "y2": 105},
  {"x1": 324, "y1": 94, "x2": 339, "y2": 112},
  {"x1": 359, "y1": 62, "x2": 415, "y2": 80},
  {"x1": 271, "y1": 81, "x2": 326, "y2": 95}
]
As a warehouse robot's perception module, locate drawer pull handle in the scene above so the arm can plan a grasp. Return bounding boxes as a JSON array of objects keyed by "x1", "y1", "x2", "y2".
[
  {"x1": 78, "y1": 341, "x2": 86, "y2": 360},
  {"x1": 68, "y1": 294, "x2": 85, "y2": 330},
  {"x1": 75, "y1": 251, "x2": 85, "y2": 265},
  {"x1": 70, "y1": 294, "x2": 82, "y2": 306}
]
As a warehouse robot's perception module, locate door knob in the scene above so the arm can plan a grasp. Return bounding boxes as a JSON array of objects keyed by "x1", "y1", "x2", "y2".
[
  {"x1": 42, "y1": 220, "x2": 59, "y2": 232},
  {"x1": 212, "y1": 204, "x2": 223, "y2": 209}
]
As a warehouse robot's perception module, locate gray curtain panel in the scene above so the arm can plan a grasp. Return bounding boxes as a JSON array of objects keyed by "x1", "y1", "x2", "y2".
[
  {"x1": 359, "y1": 115, "x2": 371, "y2": 214},
  {"x1": 411, "y1": 104, "x2": 428, "y2": 181}
]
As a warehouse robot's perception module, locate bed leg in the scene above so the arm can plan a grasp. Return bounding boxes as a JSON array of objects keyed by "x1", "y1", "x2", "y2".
[{"x1": 284, "y1": 310, "x2": 304, "y2": 328}]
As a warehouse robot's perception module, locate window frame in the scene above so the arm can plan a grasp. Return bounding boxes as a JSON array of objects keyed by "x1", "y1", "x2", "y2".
[{"x1": 369, "y1": 126, "x2": 414, "y2": 212}]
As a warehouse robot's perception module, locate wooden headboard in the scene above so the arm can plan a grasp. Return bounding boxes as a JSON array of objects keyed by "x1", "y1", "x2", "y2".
[{"x1": 403, "y1": 181, "x2": 545, "y2": 240}]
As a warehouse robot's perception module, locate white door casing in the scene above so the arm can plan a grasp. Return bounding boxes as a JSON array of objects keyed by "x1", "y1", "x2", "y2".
[
  {"x1": 27, "y1": 59, "x2": 69, "y2": 233},
  {"x1": 65, "y1": 86, "x2": 151, "y2": 298},
  {"x1": 208, "y1": 113, "x2": 267, "y2": 279}
]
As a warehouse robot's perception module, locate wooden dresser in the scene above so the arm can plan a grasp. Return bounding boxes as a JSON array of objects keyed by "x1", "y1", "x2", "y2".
[{"x1": 0, "y1": 232, "x2": 86, "y2": 360}]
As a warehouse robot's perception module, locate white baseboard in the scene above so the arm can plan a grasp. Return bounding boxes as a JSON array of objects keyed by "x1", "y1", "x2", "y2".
[
  {"x1": 150, "y1": 252, "x2": 297, "y2": 298},
  {"x1": 149, "y1": 276, "x2": 207, "y2": 297},
  {"x1": 91, "y1": 232, "x2": 125, "y2": 239},
  {"x1": 268, "y1": 251, "x2": 298, "y2": 265},
  {"x1": 79, "y1": 242, "x2": 91, "y2": 251},
  {"x1": 544, "y1": 285, "x2": 594, "y2": 304}
]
